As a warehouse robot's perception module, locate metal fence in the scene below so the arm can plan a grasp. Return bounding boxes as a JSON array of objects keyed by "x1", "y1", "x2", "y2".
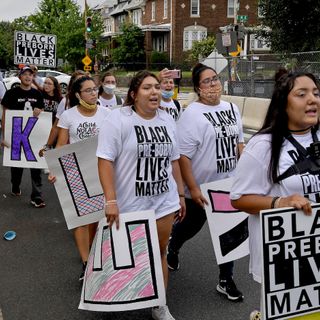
[{"x1": 201, "y1": 51, "x2": 320, "y2": 98}]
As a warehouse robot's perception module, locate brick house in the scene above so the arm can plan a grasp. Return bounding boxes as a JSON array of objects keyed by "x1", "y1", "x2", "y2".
[{"x1": 94, "y1": 0, "x2": 263, "y2": 65}]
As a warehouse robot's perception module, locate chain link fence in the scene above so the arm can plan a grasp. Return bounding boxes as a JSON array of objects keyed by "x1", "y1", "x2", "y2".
[{"x1": 202, "y1": 51, "x2": 320, "y2": 98}]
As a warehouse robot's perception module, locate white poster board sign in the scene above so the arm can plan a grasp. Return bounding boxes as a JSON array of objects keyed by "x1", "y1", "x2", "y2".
[
  {"x1": 200, "y1": 178, "x2": 249, "y2": 264},
  {"x1": 14, "y1": 31, "x2": 57, "y2": 67},
  {"x1": 45, "y1": 136, "x2": 105, "y2": 229},
  {"x1": 79, "y1": 210, "x2": 166, "y2": 312},
  {"x1": 3, "y1": 110, "x2": 51, "y2": 169},
  {"x1": 261, "y1": 205, "x2": 320, "y2": 320}
]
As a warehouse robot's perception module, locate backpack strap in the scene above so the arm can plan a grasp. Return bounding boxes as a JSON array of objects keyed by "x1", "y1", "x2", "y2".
[
  {"x1": 115, "y1": 95, "x2": 122, "y2": 105},
  {"x1": 173, "y1": 99, "x2": 181, "y2": 112}
]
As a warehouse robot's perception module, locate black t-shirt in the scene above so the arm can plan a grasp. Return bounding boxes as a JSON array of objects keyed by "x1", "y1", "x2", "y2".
[
  {"x1": 43, "y1": 92, "x2": 62, "y2": 124},
  {"x1": 1, "y1": 86, "x2": 44, "y2": 111}
]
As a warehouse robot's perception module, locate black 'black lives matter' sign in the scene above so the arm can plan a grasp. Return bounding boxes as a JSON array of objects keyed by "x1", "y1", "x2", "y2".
[
  {"x1": 14, "y1": 31, "x2": 56, "y2": 68},
  {"x1": 261, "y1": 205, "x2": 320, "y2": 319}
]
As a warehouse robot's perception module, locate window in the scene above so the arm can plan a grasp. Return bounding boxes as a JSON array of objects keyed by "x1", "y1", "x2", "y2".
[
  {"x1": 132, "y1": 9, "x2": 142, "y2": 26},
  {"x1": 151, "y1": 1, "x2": 156, "y2": 21},
  {"x1": 163, "y1": 0, "x2": 168, "y2": 19},
  {"x1": 249, "y1": 34, "x2": 270, "y2": 51},
  {"x1": 183, "y1": 25, "x2": 207, "y2": 51},
  {"x1": 191, "y1": 0, "x2": 200, "y2": 16},
  {"x1": 152, "y1": 35, "x2": 168, "y2": 52},
  {"x1": 227, "y1": 0, "x2": 235, "y2": 18},
  {"x1": 105, "y1": 18, "x2": 112, "y2": 33}
]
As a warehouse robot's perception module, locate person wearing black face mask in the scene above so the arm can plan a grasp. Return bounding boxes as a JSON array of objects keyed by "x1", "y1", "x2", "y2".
[{"x1": 98, "y1": 72, "x2": 123, "y2": 109}]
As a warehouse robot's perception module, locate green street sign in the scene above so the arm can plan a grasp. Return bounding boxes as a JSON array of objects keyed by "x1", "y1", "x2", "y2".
[{"x1": 237, "y1": 15, "x2": 248, "y2": 22}]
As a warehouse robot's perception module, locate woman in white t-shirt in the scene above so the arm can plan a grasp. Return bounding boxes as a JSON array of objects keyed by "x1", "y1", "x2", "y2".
[
  {"x1": 51, "y1": 76, "x2": 110, "y2": 282},
  {"x1": 167, "y1": 63, "x2": 244, "y2": 302},
  {"x1": 39, "y1": 70, "x2": 86, "y2": 155},
  {"x1": 98, "y1": 71, "x2": 123, "y2": 108},
  {"x1": 97, "y1": 70, "x2": 186, "y2": 320},
  {"x1": 230, "y1": 71, "x2": 319, "y2": 320}
]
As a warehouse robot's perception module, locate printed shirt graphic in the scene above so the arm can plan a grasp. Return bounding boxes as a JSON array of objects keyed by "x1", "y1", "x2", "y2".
[
  {"x1": 58, "y1": 105, "x2": 110, "y2": 144},
  {"x1": 230, "y1": 131, "x2": 320, "y2": 283},
  {"x1": 159, "y1": 99, "x2": 181, "y2": 121},
  {"x1": 1, "y1": 86, "x2": 44, "y2": 111},
  {"x1": 177, "y1": 100, "x2": 244, "y2": 198},
  {"x1": 96, "y1": 107, "x2": 180, "y2": 219}
]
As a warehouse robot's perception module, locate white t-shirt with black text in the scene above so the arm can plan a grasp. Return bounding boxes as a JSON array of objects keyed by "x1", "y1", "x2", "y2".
[
  {"x1": 96, "y1": 106, "x2": 180, "y2": 219},
  {"x1": 177, "y1": 100, "x2": 244, "y2": 198},
  {"x1": 58, "y1": 105, "x2": 110, "y2": 144},
  {"x1": 160, "y1": 99, "x2": 181, "y2": 121},
  {"x1": 230, "y1": 131, "x2": 320, "y2": 283}
]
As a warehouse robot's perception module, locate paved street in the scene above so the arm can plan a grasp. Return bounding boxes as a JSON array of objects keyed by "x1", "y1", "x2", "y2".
[{"x1": 0, "y1": 151, "x2": 260, "y2": 320}]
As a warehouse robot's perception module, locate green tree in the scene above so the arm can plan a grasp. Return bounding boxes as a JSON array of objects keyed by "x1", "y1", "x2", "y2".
[
  {"x1": 111, "y1": 23, "x2": 145, "y2": 70},
  {"x1": 187, "y1": 36, "x2": 216, "y2": 64},
  {"x1": 0, "y1": 21, "x2": 15, "y2": 69},
  {"x1": 258, "y1": 0, "x2": 320, "y2": 53}
]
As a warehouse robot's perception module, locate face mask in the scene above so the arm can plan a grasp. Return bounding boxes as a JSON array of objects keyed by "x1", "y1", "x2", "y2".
[
  {"x1": 161, "y1": 90, "x2": 174, "y2": 99},
  {"x1": 103, "y1": 84, "x2": 116, "y2": 95},
  {"x1": 78, "y1": 96, "x2": 97, "y2": 110},
  {"x1": 199, "y1": 85, "x2": 222, "y2": 103}
]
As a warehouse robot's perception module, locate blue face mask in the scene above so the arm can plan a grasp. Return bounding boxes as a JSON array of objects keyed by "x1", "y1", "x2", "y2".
[{"x1": 161, "y1": 90, "x2": 174, "y2": 99}]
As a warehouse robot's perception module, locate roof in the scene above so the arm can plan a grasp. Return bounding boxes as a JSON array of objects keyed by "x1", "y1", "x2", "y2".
[{"x1": 140, "y1": 23, "x2": 171, "y2": 32}]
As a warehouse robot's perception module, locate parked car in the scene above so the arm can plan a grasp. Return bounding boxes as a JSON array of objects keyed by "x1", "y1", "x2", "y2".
[{"x1": 3, "y1": 70, "x2": 71, "y2": 94}]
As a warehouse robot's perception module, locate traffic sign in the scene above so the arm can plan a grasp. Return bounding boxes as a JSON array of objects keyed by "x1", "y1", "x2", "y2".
[
  {"x1": 82, "y1": 55, "x2": 92, "y2": 66},
  {"x1": 237, "y1": 15, "x2": 248, "y2": 22},
  {"x1": 84, "y1": 65, "x2": 92, "y2": 71},
  {"x1": 229, "y1": 44, "x2": 242, "y2": 57}
]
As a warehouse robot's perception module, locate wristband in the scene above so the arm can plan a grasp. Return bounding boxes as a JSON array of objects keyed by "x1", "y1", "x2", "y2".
[
  {"x1": 271, "y1": 196, "x2": 279, "y2": 209},
  {"x1": 179, "y1": 194, "x2": 185, "y2": 198},
  {"x1": 275, "y1": 197, "x2": 282, "y2": 208},
  {"x1": 105, "y1": 200, "x2": 117, "y2": 206},
  {"x1": 43, "y1": 144, "x2": 52, "y2": 151}
]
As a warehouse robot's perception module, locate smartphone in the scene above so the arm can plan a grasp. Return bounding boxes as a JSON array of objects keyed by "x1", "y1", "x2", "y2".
[{"x1": 169, "y1": 69, "x2": 181, "y2": 79}]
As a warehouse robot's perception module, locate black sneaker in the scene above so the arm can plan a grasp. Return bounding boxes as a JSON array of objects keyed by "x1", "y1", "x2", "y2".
[
  {"x1": 30, "y1": 198, "x2": 46, "y2": 208},
  {"x1": 79, "y1": 262, "x2": 87, "y2": 282},
  {"x1": 216, "y1": 278, "x2": 244, "y2": 301},
  {"x1": 167, "y1": 247, "x2": 180, "y2": 271}
]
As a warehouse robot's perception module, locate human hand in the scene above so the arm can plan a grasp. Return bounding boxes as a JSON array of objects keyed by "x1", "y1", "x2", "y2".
[
  {"x1": 48, "y1": 174, "x2": 56, "y2": 184},
  {"x1": 176, "y1": 197, "x2": 186, "y2": 222},
  {"x1": 279, "y1": 194, "x2": 312, "y2": 216},
  {"x1": 33, "y1": 108, "x2": 42, "y2": 117},
  {"x1": 190, "y1": 187, "x2": 208, "y2": 208},
  {"x1": 1, "y1": 140, "x2": 9, "y2": 148},
  {"x1": 105, "y1": 202, "x2": 120, "y2": 229},
  {"x1": 159, "y1": 68, "x2": 173, "y2": 81}
]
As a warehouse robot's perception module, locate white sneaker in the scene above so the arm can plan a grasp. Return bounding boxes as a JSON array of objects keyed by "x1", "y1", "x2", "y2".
[
  {"x1": 249, "y1": 310, "x2": 261, "y2": 320},
  {"x1": 152, "y1": 305, "x2": 175, "y2": 320}
]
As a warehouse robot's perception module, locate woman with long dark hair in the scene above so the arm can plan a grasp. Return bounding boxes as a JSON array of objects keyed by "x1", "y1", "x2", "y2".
[
  {"x1": 231, "y1": 71, "x2": 320, "y2": 320},
  {"x1": 97, "y1": 70, "x2": 185, "y2": 320}
]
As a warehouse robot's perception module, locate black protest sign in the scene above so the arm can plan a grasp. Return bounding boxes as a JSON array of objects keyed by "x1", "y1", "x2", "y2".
[
  {"x1": 261, "y1": 205, "x2": 320, "y2": 319},
  {"x1": 14, "y1": 31, "x2": 56, "y2": 67}
]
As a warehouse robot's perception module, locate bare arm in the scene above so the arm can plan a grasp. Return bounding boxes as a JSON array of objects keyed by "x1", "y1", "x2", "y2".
[
  {"x1": 237, "y1": 142, "x2": 245, "y2": 158},
  {"x1": 172, "y1": 159, "x2": 186, "y2": 221},
  {"x1": 1, "y1": 107, "x2": 9, "y2": 147},
  {"x1": 39, "y1": 118, "x2": 60, "y2": 157},
  {"x1": 55, "y1": 128, "x2": 69, "y2": 148},
  {"x1": 179, "y1": 155, "x2": 208, "y2": 207},
  {"x1": 231, "y1": 194, "x2": 312, "y2": 216},
  {"x1": 98, "y1": 158, "x2": 119, "y2": 229}
]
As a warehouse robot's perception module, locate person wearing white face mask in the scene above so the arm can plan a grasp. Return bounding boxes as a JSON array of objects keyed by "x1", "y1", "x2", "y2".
[
  {"x1": 98, "y1": 72, "x2": 123, "y2": 109},
  {"x1": 158, "y1": 68, "x2": 181, "y2": 122}
]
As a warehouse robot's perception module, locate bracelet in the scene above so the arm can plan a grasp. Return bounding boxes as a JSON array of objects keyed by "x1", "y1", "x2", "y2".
[
  {"x1": 105, "y1": 200, "x2": 117, "y2": 206},
  {"x1": 271, "y1": 196, "x2": 279, "y2": 209},
  {"x1": 179, "y1": 194, "x2": 185, "y2": 198},
  {"x1": 275, "y1": 197, "x2": 282, "y2": 209}
]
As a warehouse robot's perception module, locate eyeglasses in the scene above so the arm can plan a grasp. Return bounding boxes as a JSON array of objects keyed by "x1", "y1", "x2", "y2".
[
  {"x1": 200, "y1": 76, "x2": 220, "y2": 85},
  {"x1": 81, "y1": 87, "x2": 99, "y2": 94}
]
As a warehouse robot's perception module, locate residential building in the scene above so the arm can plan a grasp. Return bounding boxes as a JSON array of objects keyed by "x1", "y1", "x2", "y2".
[{"x1": 94, "y1": 0, "x2": 264, "y2": 65}]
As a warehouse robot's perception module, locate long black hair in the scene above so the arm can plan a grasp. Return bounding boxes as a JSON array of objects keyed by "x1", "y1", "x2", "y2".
[
  {"x1": 69, "y1": 76, "x2": 95, "y2": 107},
  {"x1": 258, "y1": 71, "x2": 320, "y2": 183},
  {"x1": 192, "y1": 63, "x2": 217, "y2": 96}
]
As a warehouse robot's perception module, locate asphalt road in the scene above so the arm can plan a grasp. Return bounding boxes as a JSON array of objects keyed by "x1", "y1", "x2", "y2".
[{"x1": 0, "y1": 151, "x2": 260, "y2": 320}]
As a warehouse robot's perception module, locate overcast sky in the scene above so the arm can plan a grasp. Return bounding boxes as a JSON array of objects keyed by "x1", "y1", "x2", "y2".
[{"x1": 0, "y1": 0, "x2": 102, "y2": 22}]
